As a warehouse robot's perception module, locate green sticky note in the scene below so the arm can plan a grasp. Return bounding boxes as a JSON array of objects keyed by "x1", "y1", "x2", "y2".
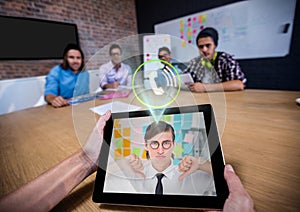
[
  {"x1": 132, "y1": 147, "x2": 141, "y2": 156},
  {"x1": 173, "y1": 143, "x2": 184, "y2": 157},
  {"x1": 115, "y1": 139, "x2": 123, "y2": 149}
]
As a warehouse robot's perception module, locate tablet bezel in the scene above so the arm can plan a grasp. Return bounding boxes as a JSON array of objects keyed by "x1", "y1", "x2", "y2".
[{"x1": 93, "y1": 104, "x2": 228, "y2": 210}]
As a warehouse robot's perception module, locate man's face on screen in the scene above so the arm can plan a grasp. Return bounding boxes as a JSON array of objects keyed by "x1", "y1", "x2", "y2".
[{"x1": 145, "y1": 131, "x2": 174, "y2": 169}]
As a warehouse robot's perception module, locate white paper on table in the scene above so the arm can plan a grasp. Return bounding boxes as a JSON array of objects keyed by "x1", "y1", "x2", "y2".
[{"x1": 90, "y1": 101, "x2": 141, "y2": 115}]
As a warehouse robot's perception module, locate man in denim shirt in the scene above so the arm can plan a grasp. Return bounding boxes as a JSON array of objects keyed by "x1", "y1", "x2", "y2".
[{"x1": 44, "y1": 43, "x2": 89, "y2": 107}]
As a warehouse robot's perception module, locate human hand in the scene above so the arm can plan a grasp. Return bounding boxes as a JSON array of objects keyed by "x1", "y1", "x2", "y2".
[
  {"x1": 221, "y1": 164, "x2": 254, "y2": 212},
  {"x1": 51, "y1": 96, "x2": 69, "y2": 107},
  {"x1": 82, "y1": 110, "x2": 111, "y2": 166},
  {"x1": 189, "y1": 82, "x2": 206, "y2": 92},
  {"x1": 111, "y1": 81, "x2": 120, "y2": 88},
  {"x1": 178, "y1": 155, "x2": 212, "y2": 181},
  {"x1": 127, "y1": 154, "x2": 145, "y2": 178}
]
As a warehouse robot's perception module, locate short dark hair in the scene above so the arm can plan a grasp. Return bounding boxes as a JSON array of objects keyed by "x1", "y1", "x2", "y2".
[
  {"x1": 61, "y1": 43, "x2": 85, "y2": 71},
  {"x1": 109, "y1": 44, "x2": 122, "y2": 55},
  {"x1": 196, "y1": 27, "x2": 219, "y2": 46},
  {"x1": 158, "y1": 46, "x2": 171, "y2": 55}
]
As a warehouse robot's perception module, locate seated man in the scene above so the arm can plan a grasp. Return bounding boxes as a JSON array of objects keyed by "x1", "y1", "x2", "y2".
[
  {"x1": 184, "y1": 27, "x2": 247, "y2": 92},
  {"x1": 99, "y1": 44, "x2": 132, "y2": 89},
  {"x1": 44, "y1": 43, "x2": 89, "y2": 107}
]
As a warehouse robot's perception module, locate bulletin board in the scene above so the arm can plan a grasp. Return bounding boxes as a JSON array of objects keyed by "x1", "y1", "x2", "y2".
[
  {"x1": 109, "y1": 112, "x2": 210, "y2": 165},
  {"x1": 154, "y1": 0, "x2": 297, "y2": 60}
]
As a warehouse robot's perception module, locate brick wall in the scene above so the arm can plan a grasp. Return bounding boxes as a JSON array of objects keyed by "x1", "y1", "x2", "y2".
[{"x1": 0, "y1": 0, "x2": 137, "y2": 80}]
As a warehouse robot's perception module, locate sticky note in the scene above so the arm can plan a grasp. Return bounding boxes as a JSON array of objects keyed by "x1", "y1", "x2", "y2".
[
  {"x1": 173, "y1": 122, "x2": 181, "y2": 131},
  {"x1": 114, "y1": 119, "x2": 121, "y2": 128},
  {"x1": 173, "y1": 143, "x2": 184, "y2": 157},
  {"x1": 163, "y1": 115, "x2": 171, "y2": 122},
  {"x1": 123, "y1": 139, "x2": 130, "y2": 148},
  {"x1": 202, "y1": 14, "x2": 206, "y2": 23},
  {"x1": 114, "y1": 129, "x2": 122, "y2": 139},
  {"x1": 123, "y1": 128, "x2": 130, "y2": 137},
  {"x1": 182, "y1": 121, "x2": 192, "y2": 130},
  {"x1": 175, "y1": 133, "x2": 183, "y2": 143},
  {"x1": 184, "y1": 133, "x2": 194, "y2": 143},
  {"x1": 142, "y1": 149, "x2": 148, "y2": 159},
  {"x1": 183, "y1": 142, "x2": 194, "y2": 155},
  {"x1": 123, "y1": 148, "x2": 131, "y2": 156},
  {"x1": 173, "y1": 158, "x2": 181, "y2": 165},
  {"x1": 115, "y1": 139, "x2": 123, "y2": 149},
  {"x1": 132, "y1": 147, "x2": 141, "y2": 156},
  {"x1": 184, "y1": 113, "x2": 193, "y2": 121},
  {"x1": 114, "y1": 149, "x2": 122, "y2": 160}
]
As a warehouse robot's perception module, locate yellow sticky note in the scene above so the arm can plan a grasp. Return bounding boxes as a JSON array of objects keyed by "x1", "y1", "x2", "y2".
[
  {"x1": 114, "y1": 149, "x2": 122, "y2": 160},
  {"x1": 114, "y1": 119, "x2": 121, "y2": 128}
]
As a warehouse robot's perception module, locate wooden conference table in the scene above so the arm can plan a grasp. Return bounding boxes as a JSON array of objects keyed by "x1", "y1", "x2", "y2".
[{"x1": 0, "y1": 89, "x2": 299, "y2": 211}]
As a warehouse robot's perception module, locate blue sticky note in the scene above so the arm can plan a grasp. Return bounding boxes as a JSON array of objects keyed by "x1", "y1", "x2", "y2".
[
  {"x1": 184, "y1": 113, "x2": 193, "y2": 121},
  {"x1": 174, "y1": 114, "x2": 181, "y2": 121},
  {"x1": 182, "y1": 121, "x2": 192, "y2": 130},
  {"x1": 183, "y1": 142, "x2": 194, "y2": 155},
  {"x1": 175, "y1": 133, "x2": 183, "y2": 143},
  {"x1": 173, "y1": 122, "x2": 181, "y2": 131},
  {"x1": 173, "y1": 158, "x2": 181, "y2": 165}
]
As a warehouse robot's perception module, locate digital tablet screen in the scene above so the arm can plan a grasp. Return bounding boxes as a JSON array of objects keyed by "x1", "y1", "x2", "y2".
[{"x1": 93, "y1": 104, "x2": 228, "y2": 210}]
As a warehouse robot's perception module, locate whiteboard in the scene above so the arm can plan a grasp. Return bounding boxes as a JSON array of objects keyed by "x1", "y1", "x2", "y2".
[{"x1": 155, "y1": 0, "x2": 297, "y2": 60}]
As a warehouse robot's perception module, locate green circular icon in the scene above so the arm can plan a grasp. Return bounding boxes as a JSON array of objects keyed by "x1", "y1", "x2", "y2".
[{"x1": 132, "y1": 59, "x2": 181, "y2": 109}]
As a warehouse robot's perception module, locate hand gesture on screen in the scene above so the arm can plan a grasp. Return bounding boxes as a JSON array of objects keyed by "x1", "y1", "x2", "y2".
[
  {"x1": 178, "y1": 155, "x2": 213, "y2": 181},
  {"x1": 127, "y1": 154, "x2": 145, "y2": 178}
]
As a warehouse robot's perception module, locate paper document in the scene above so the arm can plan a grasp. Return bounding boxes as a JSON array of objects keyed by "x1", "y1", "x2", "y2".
[
  {"x1": 90, "y1": 101, "x2": 141, "y2": 115},
  {"x1": 180, "y1": 73, "x2": 194, "y2": 85}
]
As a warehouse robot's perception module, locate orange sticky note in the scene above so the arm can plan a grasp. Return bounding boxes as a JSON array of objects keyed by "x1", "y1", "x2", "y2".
[
  {"x1": 123, "y1": 148, "x2": 131, "y2": 156},
  {"x1": 114, "y1": 149, "x2": 122, "y2": 160},
  {"x1": 142, "y1": 149, "x2": 147, "y2": 159},
  {"x1": 114, "y1": 129, "x2": 122, "y2": 139},
  {"x1": 123, "y1": 128, "x2": 130, "y2": 137},
  {"x1": 123, "y1": 139, "x2": 130, "y2": 148}
]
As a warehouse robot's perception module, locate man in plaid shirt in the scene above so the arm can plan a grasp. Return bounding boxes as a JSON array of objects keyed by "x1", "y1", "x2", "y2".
[{"x1": 184, "y1": 27, "x2": 247, "y2": 92}]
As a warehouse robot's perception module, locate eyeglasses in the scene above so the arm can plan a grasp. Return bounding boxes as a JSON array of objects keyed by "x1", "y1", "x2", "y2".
[
  {"x1": 111, "y1": 52, "x2": 121, "y2": 56},
  {"x1": 158, "y1": 54, "x2": 169, "y2": 60},
  {"x1": 197, "y1": 43, "x2": 212, "y2": 49},
  {"x1": 148, "y1": 140, "x2": 173, "y2": 150}
]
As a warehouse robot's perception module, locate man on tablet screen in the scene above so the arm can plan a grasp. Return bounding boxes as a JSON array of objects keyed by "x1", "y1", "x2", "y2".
[{"x1": 104, "y1": 121, "x2": 216, "y2": 196}]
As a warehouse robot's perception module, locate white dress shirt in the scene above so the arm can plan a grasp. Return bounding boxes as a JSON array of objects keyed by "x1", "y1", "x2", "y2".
[
  {"x1": 104, "y1": 159, "x2": 216, "y2": 196},
  {"x1": 99, "y1": 61, "x2": 132, "y2": 88}
]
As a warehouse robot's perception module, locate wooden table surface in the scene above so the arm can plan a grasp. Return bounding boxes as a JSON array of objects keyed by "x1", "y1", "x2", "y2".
[{"x1": 0, "y1": 89, "x2": 299, "y2": 211}]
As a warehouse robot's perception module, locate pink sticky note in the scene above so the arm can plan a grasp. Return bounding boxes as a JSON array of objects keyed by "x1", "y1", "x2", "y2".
[{"x1": 184, "y1": 133, "x2": 194, "y2": 143}]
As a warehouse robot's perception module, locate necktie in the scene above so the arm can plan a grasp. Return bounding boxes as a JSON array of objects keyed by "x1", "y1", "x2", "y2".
[{"x1": 155, "y1": 173, "x2": 164, "y2": 195}]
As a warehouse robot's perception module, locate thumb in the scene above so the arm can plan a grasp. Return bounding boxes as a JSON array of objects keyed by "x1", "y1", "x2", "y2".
[{"x1": 178, "y1": 170, "x2": 192, "y2": 181}]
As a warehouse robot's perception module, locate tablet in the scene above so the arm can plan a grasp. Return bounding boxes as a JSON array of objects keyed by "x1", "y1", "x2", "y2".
[{"x1": 93, "y1": 104, "x2": 228, "y2": 210}]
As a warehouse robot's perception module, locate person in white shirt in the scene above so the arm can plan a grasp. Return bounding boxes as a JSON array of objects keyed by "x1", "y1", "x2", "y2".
[
  {"x1": 99, "y1": 44, "x2": 132, "y2": 89},
  {"x1": 104, "y1": 121, "x2": 216, "y2": 196}
]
